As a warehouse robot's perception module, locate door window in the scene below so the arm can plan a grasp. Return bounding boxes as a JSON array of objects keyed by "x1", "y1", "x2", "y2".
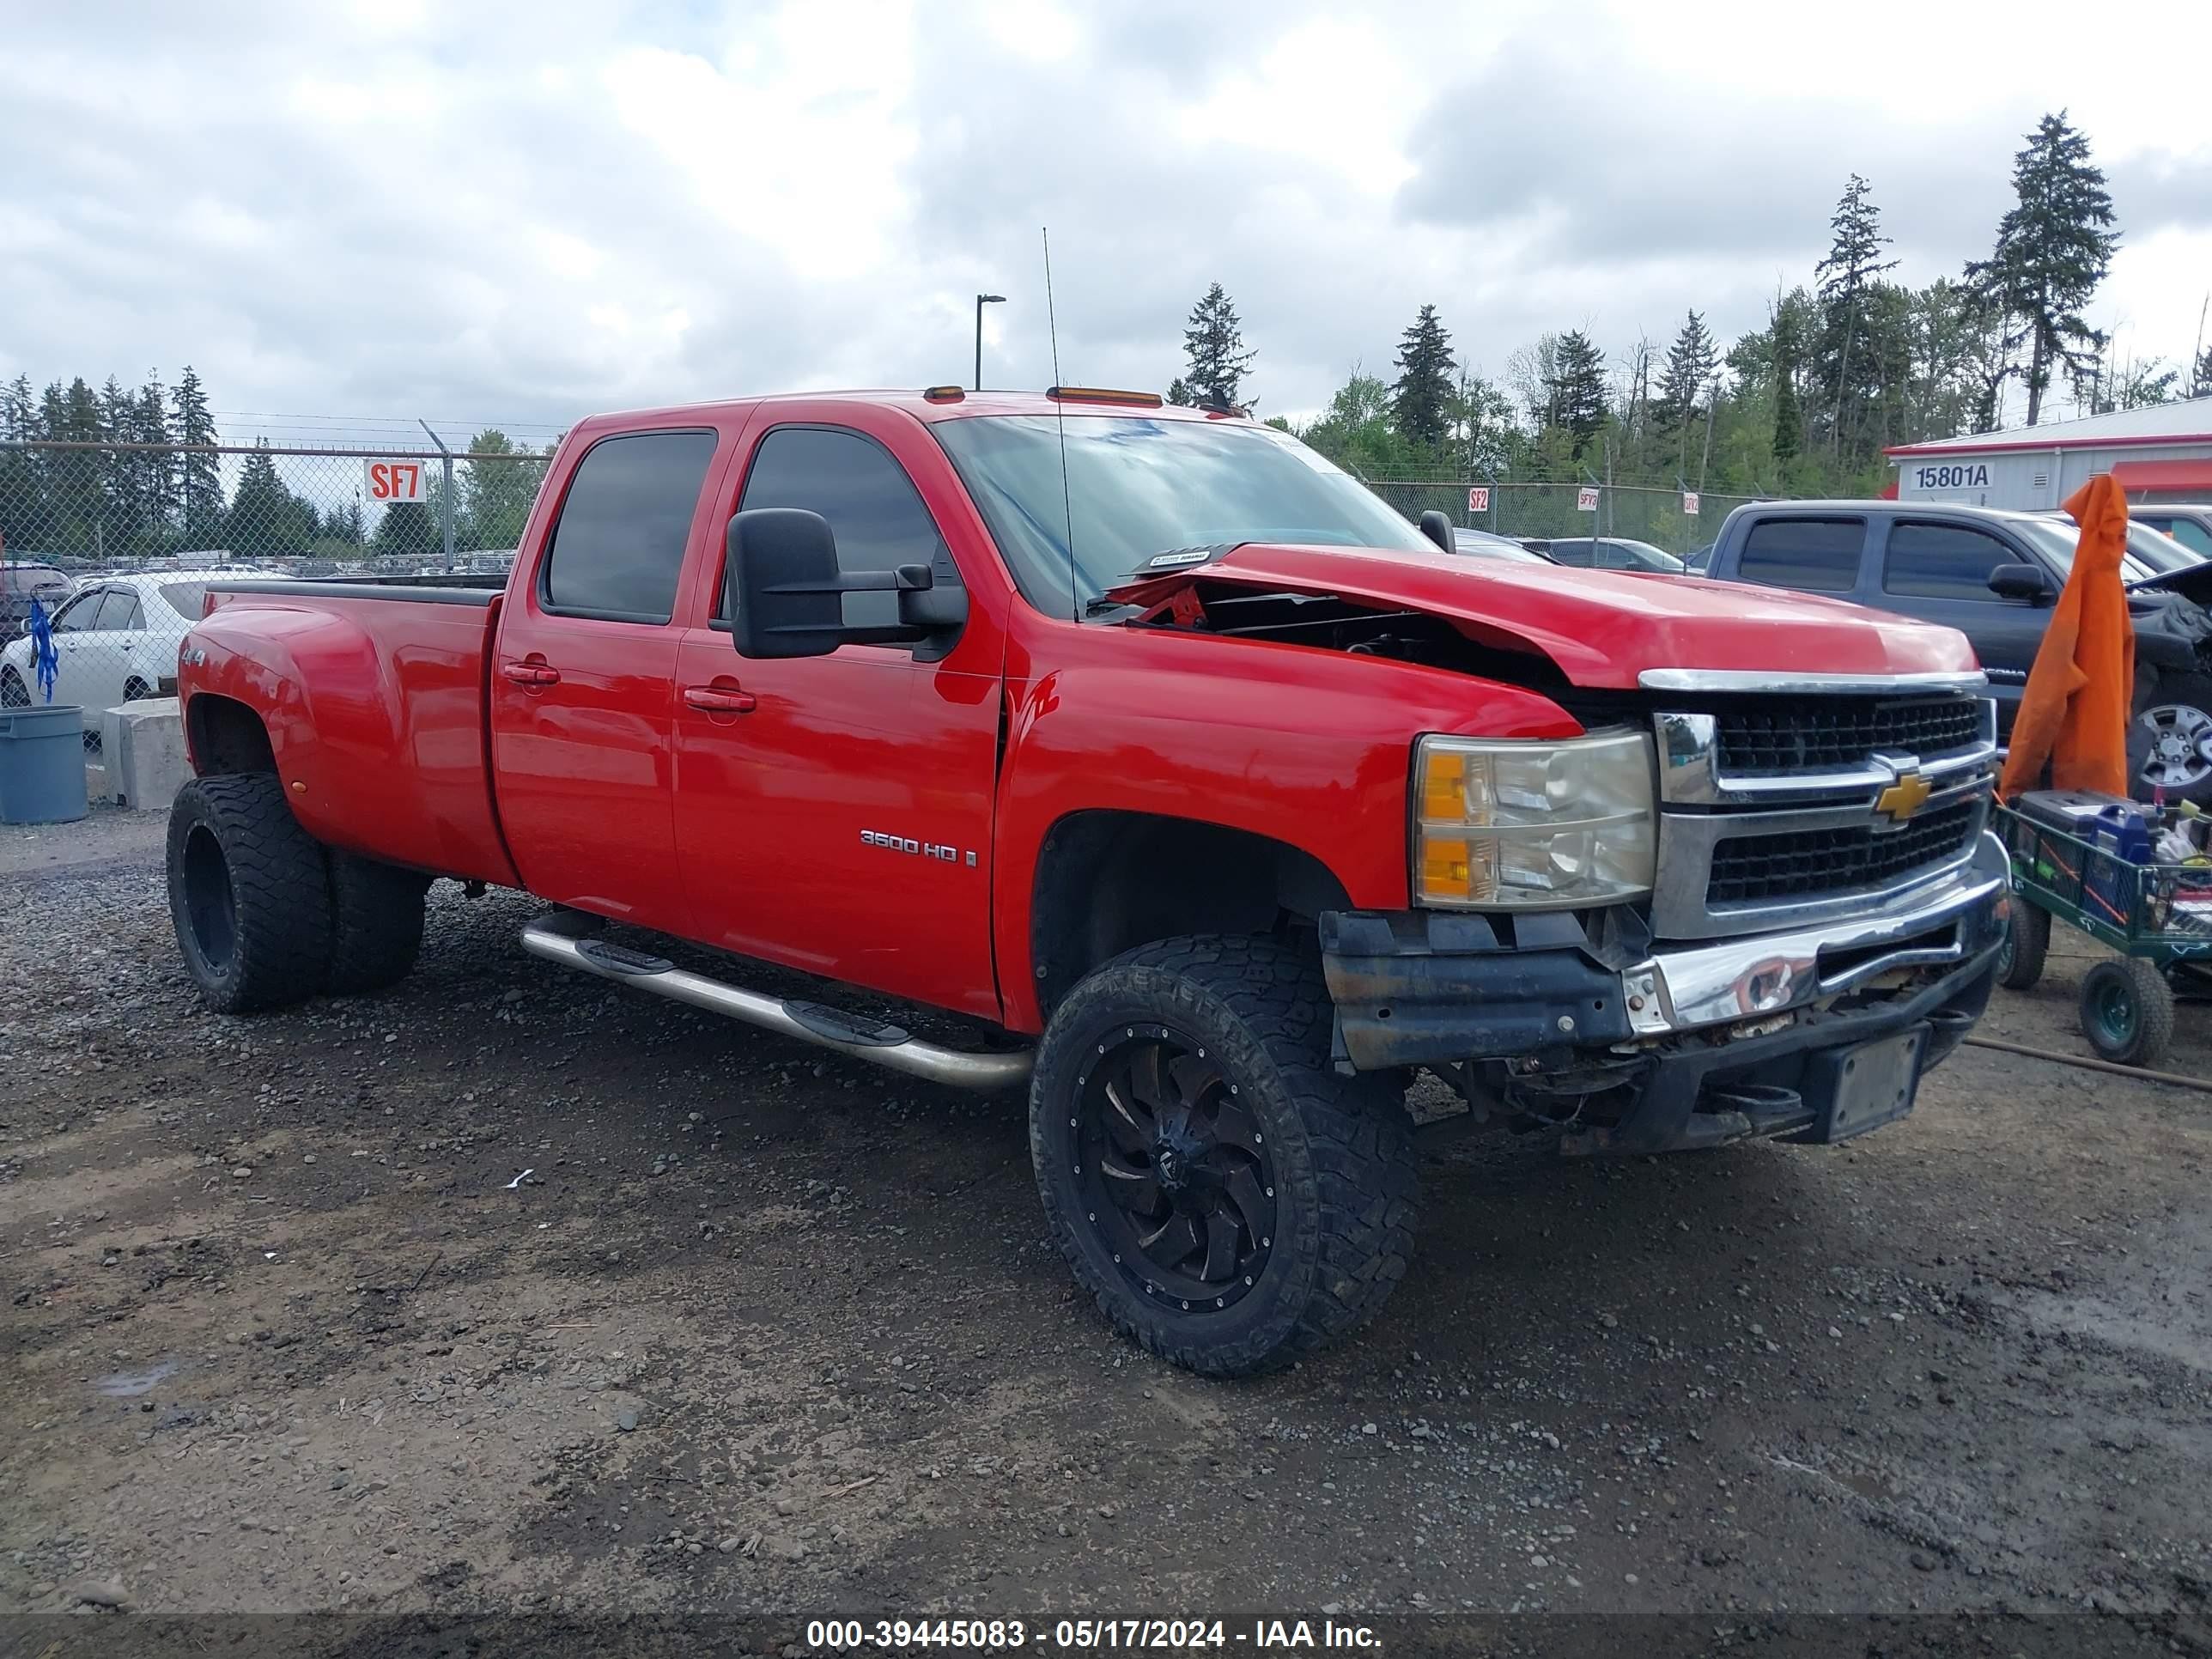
[
  {"x1": 52, "y1": 591, "x2": 106, "y2": 633},
  {"x1": 731, "y1": 426, "x2": 957, "y2": 631},
  {"x1": 96, "y1": 591, "x2": 145, "y2": 630},
  {"x1": 1737, "y1": 518, "x2": 1863, "y2": 592},
  {"x1": 1881, "y1": 521, "x2": 2028, "y2": 602},
  {"x1": 540, "y1": 429, "x2": 718, "y2": 623}
]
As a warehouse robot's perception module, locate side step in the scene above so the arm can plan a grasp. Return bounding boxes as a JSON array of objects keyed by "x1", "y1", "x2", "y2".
[{"x1": 518, "y1": 916, "x2": 1034, "y2": 1091}]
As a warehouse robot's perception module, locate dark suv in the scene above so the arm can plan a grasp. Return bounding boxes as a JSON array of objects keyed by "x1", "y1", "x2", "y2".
[
  {"x1": 0, "y1": 560, "x2": 77, "y2": 635},
  {"x1": 1696, "y1": 501, "x2": 2212, "y2": 802}
]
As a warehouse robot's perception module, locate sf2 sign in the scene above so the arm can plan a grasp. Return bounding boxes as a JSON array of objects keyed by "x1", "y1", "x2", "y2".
[
  {"x1": 364, "y1": 459, "x2": 428, "y2": 503},
  {"x1": 1911, "y1": 462, "x2": 1991, "y2": 491},
  {"x1": 1467, "y1": 486, "x2": 1489, "y2": 513}
]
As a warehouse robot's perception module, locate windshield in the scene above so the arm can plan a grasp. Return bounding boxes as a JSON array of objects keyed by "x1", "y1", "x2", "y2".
[
  {"x1": 932, "y1": 415, "x2": 1431, "y2": 614},
  {"x1": 2013, "y1": 518, "x2": 2192, "y2": 582}
]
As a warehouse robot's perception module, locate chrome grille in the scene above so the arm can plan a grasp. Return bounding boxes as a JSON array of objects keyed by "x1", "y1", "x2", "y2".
[
  {"x1": 1706, "y1": 802, "x2": 1982, "y2": 906},
  {"x1": 1715, "y1": 697, "x2": 1985, "y2": 775},
  {"x1": 1640, "y1": 672, "x2": 1998, "y2": 942}
]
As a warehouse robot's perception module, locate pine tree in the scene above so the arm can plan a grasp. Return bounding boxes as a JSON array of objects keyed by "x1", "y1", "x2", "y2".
[
  {"x1": 137, "y1": 374, "x2": 178, "y2": 553},
  {"x1": 169, "y1": 365, "x2": 222, "y2": 546},
  {"x1": 374, "y1": 500, "x2": 438, "y2": 558},
  {"x1": 1656, "y1": 310, "x2": 1719, "y2": 471},
  {"x1": 1548, "y1": 330, "x2": 1608, "y2": 454},
  {"x1": 0, "y1": 374, "x2": 39, "y2": 556},
  {"x1": 1813, "y1": 175, "x2": 1898, "y2": 459},
  {"x1": 1178, "y1": 283, "x2": 1255, "y2": 408},
  {"x1": 39, "y1": 379, "x2": 108, "y2": 556},
  {"x1": 1390, "y1": 304, "x2": 1458, "y2": 451},
  {"x1": 1966, "y1": 112, "x2": 2119, "y2": 425},
  {"x1": 224, "y1": 439, "x2": 316, "y2": 557},
  {"x1": 1165, "y1": 377, "x2": 1193, "y2": 407},
  {"x1": 325, "y1": 499, "x2": 365, "y2": 547},
  {"x1": 98, "y1": 375, "x2": 145, "y2": 555},
  {"x1": 1772, "y1": 369, "x2": 1802, "y2": 464}
]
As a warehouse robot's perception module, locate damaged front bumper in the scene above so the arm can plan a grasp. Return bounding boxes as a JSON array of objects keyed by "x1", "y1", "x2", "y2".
[{"x1": 1320, "y1": 831, "x2": 2009, "y2": 1154}]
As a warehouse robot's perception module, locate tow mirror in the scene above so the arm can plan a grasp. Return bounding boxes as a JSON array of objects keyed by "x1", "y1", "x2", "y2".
[
  {"x1": 1987, "y1": 562, "x2": 2055, "y2": 604},
  {"x1": 726, "y1": 507, "x2": 968, "y2": 661},
  {"x1": 1419, "y1": 509, "x2": 1455, "y2": 554}
]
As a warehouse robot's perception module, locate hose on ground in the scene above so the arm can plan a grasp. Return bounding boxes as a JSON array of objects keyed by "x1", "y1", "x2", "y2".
[{"x1": 1962, "y1": 1033, "x2": 2212, "y2": 1095}]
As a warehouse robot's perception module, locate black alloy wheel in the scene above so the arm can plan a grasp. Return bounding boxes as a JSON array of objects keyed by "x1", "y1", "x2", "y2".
[
  {"x1": 1030, "y1": 934, "x2": 1418, "y2": 1376},
  {"x1": 1073, "y1": 1024, "x2": 1277, "y2": 1313}
]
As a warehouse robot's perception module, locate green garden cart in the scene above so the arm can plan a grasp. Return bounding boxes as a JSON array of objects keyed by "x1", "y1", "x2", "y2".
[{"x1": 1994, "y1": 799, "x2": 2212, "y2": 1069}]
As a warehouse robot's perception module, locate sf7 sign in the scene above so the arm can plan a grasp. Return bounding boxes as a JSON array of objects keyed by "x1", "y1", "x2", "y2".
[{"x1": 364, "y1": 459, "x2": 427, "y2": 502}]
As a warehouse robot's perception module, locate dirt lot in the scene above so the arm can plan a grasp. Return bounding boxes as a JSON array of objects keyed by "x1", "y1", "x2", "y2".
[{"x1": 3, "y1": 807, "x2": 2209, "y2": 1649}]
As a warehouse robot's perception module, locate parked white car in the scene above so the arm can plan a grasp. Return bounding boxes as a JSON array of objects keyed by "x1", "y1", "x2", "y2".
[{"x1": 0, "y1": 568, "x2": 279, "y2": 725}]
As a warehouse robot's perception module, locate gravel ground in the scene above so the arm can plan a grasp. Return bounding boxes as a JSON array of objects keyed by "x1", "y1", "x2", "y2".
[{"x1": 2, "y1": 806, "x2": 2209, "y2": 1651}]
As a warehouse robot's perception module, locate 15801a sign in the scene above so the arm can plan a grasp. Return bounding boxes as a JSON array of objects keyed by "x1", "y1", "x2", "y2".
[
  {"x1": 365, "y1": 459, "x2": 427, "y2": 502},
  {"x1": 1911, "y1": 463, "x2": 1990, "y2": 490}
]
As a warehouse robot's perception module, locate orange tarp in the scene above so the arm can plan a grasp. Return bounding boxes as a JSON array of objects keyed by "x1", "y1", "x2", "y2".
[{"x1": 1997, "y1": 474, "x2": 2135, "y2": 801}]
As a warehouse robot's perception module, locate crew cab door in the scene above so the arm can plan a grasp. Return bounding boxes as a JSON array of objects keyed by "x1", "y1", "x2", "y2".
[
  {"x1": 670, "y1": 411, "x2": 1006, "y2": 1020},
  {"x1": 1872, "y1": 517, "x2": 2050, "y2": 737},
  {"x1": 489, "y1": 427, "x2": 726, "y2": 927}
]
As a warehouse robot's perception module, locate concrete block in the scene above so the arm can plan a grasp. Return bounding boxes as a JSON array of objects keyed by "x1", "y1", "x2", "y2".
[{"x1": 103, "y1": 697, "x2": 190, "y2": 813}]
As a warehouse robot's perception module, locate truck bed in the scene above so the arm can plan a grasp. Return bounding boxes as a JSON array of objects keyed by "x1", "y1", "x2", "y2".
[{"x1": 195, "y1": 580, "x2": 518, "y2": 886}]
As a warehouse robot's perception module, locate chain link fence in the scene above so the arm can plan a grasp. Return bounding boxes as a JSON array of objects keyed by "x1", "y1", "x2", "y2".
[
  {"x1": 1364, "y1": 477, "x2": 1760, "y2": 562},
  {"x1": 3, "y1": 438, "x2": 1774, "y2": 764},
  {"x1": 0, "y1": 440, "x2": 550, "y2": 753}
]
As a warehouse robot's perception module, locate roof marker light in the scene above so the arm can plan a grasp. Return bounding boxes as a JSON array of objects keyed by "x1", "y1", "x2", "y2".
[{"x1": 1046, "y1": 386, "x2": 1165, "y2": 408}]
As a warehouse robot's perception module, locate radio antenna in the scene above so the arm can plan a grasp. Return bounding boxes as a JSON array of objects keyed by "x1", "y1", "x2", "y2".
[{"x1": 1043, "y1": 226, "x2": 1077, "y2": 623}]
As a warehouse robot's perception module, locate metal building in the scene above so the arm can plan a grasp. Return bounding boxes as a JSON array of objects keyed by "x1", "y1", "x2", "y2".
[{"x1": 1887, "y1": 395, "x2": 2212, "y2": 509}]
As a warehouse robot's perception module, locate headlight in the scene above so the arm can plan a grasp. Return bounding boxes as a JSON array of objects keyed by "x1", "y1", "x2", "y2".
[{"x1": 1413, "y1": 730, "x2": 1656, "y2": 909}]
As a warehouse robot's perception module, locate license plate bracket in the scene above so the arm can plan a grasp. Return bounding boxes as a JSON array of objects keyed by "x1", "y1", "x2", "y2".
[{"x1": 1798, "y1": 1025, "x2": 1928, "y2": 1144}]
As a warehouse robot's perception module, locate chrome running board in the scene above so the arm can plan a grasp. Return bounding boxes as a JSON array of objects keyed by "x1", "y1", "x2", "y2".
[{"x1": 519, "y1": 915, "x2": 1033, "y2": 1091}]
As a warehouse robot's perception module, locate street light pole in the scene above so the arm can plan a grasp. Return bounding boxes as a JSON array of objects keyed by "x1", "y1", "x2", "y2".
[{"x1": 975, "y1": 293, "x2": 1006, "y2": 390}]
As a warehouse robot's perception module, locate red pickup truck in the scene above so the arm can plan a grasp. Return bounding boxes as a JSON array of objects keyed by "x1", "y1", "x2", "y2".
[{"x1": 166, "y1": 387, "x2": 2008, "y2": 1376}]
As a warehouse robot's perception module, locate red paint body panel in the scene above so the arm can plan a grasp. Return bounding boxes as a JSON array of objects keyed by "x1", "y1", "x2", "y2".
[
  {"x1": 176, "y1": 388, "x2": 1983, "y2": 1042},
  {"x1": 189, "y1": 590, "x2": 517, "y2": 886},
  {"x1": 1108, "y1": 544, "x2": 1979, "y2": 688},
  {"x1": 987, "y1": 617, "x2": 1581, "y2": 1035},
  {"x1": 665, "y1": 398, "x2": 1014, "y2": 1020}
]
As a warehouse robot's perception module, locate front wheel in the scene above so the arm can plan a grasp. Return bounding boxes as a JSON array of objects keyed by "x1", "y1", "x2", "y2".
[
  {"x1": 0, "y1": 667, "x2": 27, "y2": 708},
  {"x1": 1030, "y1": 936, "x2": 1418, "y2": 1377},
  {"x1": 2079, "y1": 957, "x2": 2174, "y2": 1070}
]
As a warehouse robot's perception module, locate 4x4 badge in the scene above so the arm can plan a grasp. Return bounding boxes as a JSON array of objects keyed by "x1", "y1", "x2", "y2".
[{"x1": 1875, "y1": 769, "x2": 1931, "y2": 824}]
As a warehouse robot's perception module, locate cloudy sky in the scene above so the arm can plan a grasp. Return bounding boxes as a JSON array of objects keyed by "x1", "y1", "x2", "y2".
[{"x1": 5, "y1": 0, "x2": 2209, "y2": 446}]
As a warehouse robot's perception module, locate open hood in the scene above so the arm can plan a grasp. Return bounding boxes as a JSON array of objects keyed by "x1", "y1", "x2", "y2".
[
  {"x1": 1105, "y1": 544, "x2": 1979, "y2": 691},
  {"x1": 2127, "y1": 561, "x2": 2212, "y2": 605}
]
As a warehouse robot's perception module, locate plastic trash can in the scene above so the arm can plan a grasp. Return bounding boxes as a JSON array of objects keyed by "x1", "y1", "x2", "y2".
[{"x1": 0, "y1": 704, "x2": 90, "y2": 824}]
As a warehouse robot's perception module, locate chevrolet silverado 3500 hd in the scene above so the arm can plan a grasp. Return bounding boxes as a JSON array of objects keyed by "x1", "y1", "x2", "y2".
[{"x1": 165, "y1": 387, "x2": 2006, "y2": 1375}]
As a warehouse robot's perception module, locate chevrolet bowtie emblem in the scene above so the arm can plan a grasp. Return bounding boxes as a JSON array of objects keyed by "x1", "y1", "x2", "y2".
[{"x1": 1875, "y1": 769, "x2": 1932, "y2": 824}]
